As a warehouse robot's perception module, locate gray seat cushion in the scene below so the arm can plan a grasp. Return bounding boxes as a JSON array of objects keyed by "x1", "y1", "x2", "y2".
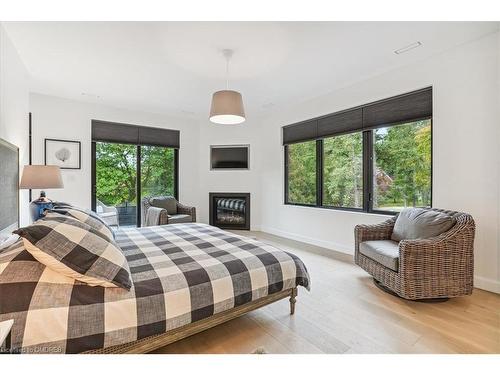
[
  {"x1": 391, "y1": 208, "x2": 455, "y2": 242},
  {"x1": 150, "y1": 196, "x2": 177, "y2": 215},
  {"x1": 167, "y1": 214, "x2": 192, "y2": 224},
  {"x1": 359, "y1": 240, "x2": 400, "y2": 272}
]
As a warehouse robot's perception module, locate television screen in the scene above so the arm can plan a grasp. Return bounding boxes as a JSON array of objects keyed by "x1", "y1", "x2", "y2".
[{"x1": 211, "y1": 146, "x2": 249, "y2": 169}]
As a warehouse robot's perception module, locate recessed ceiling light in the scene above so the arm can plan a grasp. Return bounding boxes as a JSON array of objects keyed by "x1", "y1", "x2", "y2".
[{"x1": 394, "y1": 41, "x2": 422, "y2": 55}]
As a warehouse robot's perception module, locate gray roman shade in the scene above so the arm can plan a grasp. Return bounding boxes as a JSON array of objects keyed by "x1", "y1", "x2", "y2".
[
  {"x1": 282, "y1": 87, "x2": 432, "y2": 145},
  {"x1": 282, "y1": 119, "x2": 318, "y2": 145},
  {"x1": 317, "y1": 108, "x2": 363, "y2": 138},
  {"x1": 362, "y1": 88, "x2": 432, "y2": 130},
  {"x1": 92, "y1": 120, "x2": 180, "y2": 148}
]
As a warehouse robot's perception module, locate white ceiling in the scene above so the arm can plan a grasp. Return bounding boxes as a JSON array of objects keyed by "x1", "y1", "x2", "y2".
[{"x1": 4, "y1": 22, "x2": 499, "y2": 121}]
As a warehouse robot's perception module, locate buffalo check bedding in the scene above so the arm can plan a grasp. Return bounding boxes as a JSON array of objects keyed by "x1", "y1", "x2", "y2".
[{"x1": 0, "y1": 223, "x2": 310, "y2": 353}]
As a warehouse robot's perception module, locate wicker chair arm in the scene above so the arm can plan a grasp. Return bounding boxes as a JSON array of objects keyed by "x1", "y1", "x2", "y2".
[
  {"x1": 354, "y1": 217, "x2": 396, "y2": 243},
  {"x1": 399, "y1": 213, "x2": 475, "y2": 255},
  {"x1": 158, "y1": 209, "x2": 169, "y2": 225},
  {"x1": 354, "y1": 217, "x2": 396, "y2": 263},
  {"x1": 398, "y1": 214, "x2": 475, "y2": 291},
  {"x1": 177, "y1": 202, "x2": 196, "y2": 222}
]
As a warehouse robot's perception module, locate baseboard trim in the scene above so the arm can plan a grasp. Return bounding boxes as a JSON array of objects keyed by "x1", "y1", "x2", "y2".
[
  {"x1": 260, "y1": 225, "x2": 353, "y2": 255},
  {"x1": 260, "y1": 226, "x2": 500, "y2": 295},
  {"x1": 474, "y1": 276, "x2": 500, "y2": 294}
]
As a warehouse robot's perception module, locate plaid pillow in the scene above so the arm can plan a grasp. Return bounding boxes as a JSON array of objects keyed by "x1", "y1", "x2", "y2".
[
  {"x1": 49, "y1": 205, "x2": 115, "y2": 241},
  {"x1": 14, "y1": 216, "x2": 131, "y2": 290}
]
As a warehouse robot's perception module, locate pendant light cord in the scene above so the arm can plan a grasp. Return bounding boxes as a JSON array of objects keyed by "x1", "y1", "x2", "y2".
[{"x1": 225, "y1": 54, "x2": 230, "y2": 90}]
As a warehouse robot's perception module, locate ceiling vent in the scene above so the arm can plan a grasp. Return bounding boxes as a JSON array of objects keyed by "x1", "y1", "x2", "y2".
[{"x1": 394, "y1": 41, "x2": 422, "y2": 54}]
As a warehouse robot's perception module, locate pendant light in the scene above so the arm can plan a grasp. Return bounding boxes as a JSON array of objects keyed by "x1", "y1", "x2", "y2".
[{"x1": 209, "y1": 49, "x2": 246, "y2": 125}]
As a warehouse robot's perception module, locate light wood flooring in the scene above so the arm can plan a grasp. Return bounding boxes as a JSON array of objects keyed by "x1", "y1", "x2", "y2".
[{"x1": 152, "y1": 231, "x2": 500, "y2": 354}]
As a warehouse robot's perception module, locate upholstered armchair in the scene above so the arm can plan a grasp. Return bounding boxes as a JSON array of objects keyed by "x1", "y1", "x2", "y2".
[
  {"x1": 354, "y1": 208, "x2": 475, "y2": 300},
  {"x1": 141, "y1": 196, "x2": 196, "y2": 227}
]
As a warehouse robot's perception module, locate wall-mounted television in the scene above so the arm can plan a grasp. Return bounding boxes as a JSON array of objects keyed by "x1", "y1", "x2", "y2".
[{"x1": 210, "y1": 145, "x2": 249, "y2": 170}]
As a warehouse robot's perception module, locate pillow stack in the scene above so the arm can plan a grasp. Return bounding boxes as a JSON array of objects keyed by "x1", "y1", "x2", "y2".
[
  {"x1": 14, "y1": 206, "x2": 131, "y2": 290},
  {"x1": 46, "y1": 205, "x2": 115, "y2": 241}
]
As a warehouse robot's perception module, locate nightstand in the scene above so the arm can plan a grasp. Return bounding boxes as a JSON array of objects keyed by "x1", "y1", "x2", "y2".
[{"x1": 0, "y1": 320, "x2": 13, "y2": 353}]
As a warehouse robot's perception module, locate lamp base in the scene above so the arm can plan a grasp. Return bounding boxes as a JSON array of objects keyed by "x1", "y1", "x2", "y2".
[{"x1": 29, "y1": 200, "x2": 54, "y2": 222}]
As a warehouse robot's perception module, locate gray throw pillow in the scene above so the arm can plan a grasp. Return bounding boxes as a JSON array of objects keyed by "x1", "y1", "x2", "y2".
[
  {"x1": 150, "y1": 196, "x2": 177, "y2": 215},
  {"x1": 391, "y1": 208, "x2": 456, "y2": 242}
]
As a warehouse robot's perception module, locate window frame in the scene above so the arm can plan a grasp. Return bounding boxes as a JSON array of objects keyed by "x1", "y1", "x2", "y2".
[
  {"x1": 283, "y1": 141, "x2": 318, "y2": 207},
  {"x1": 284, "y1": 117, "x2": 432, "y2": 215},
  {"x1": 91, "y1": 141, "x2": 179, "y2": 226}
]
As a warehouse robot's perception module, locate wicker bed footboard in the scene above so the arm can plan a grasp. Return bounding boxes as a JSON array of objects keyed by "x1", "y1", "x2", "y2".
[{"x1": 84, "y1": 287, "x2": 297, "y2": 354}]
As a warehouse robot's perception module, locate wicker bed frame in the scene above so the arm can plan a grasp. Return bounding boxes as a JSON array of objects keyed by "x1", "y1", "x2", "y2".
[{"x1": 84, "y1": 287, "x2": 297, "y2": 354}]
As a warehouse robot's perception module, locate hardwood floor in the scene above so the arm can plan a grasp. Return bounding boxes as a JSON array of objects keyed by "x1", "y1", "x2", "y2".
[{"x1": 152, "y1": 231, "x2": 500, "y2": 354}]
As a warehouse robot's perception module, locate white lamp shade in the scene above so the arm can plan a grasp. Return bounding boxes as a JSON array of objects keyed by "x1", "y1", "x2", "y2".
[
  {"x1": 19, "y1": 165, "x2": 64, "y2": 189},
  {"x1": 209, "y1": 90, "x2": 246, "y2": 125}
]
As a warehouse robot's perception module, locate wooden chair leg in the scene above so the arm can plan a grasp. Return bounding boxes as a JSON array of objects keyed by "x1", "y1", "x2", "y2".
[{"x1": 289, "y1": 288, "x2": 297, "y2": 315}]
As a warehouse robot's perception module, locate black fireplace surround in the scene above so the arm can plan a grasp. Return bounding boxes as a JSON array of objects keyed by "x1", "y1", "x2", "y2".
[{"x1": 209, "y1": 192, "x2": 250, "y2": 230}]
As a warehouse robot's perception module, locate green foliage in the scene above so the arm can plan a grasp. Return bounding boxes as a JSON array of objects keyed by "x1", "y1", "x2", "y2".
[
  {"x1": 374, "y1": 120, "x2": 431, "y2": 210},
  {"x1": 288, "y1": 141, "x2": 316, "y2": 204},
  {"x1": 286, "y1": 119, "x2": 432, "y2": 211},
  {"x1": 323, "y1": 132, "x2": 363, "y2": 208},
  {"x1": 141, "y1": 146, "x2": 175, "y2": 198},
  {"x1": 96, "y1": 143, "x2": 137, "y2": 206},
  {"x1": 96, "y1": 143, "x2": 175, "y2": 207}
]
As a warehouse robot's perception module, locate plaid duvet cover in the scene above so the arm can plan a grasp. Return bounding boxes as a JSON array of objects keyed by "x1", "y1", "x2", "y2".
[{"x1": 0, "y1": 223, "x2": 309, "y2": 353}]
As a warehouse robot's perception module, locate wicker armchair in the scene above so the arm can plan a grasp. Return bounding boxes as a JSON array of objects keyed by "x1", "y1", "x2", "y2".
[
  {"x1": 354, "y1": 208, "x2": 475, "y2": 300},
  {"x1": 141, "y1": 196, "x2": 196, "y2": 227}
]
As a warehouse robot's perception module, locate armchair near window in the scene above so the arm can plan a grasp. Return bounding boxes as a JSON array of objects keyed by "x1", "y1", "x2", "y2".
[
  {"x1": 141, "y1": 196, "x2": 196, "y2": 226},
  {"x1": 354, "y1": 208, "x2": 475, "y2": 300}
]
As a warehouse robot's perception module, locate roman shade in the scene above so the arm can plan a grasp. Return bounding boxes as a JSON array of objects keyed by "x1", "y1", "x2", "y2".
[
  {"x1": 362, "y1": 88, "x2": 432, "y2": 130},
  {"x1": 317, "y1": 108, "x2": 363, "y2": 138},
  {"x1": 282, "y1": 87, "x2": 432, "y2": 145},
  {"x1": 282, "y1": 119, "x2": 318, "y2": 145},
  {"x1": 92, "y1": 120, "x2": 180, "y2": 148}
]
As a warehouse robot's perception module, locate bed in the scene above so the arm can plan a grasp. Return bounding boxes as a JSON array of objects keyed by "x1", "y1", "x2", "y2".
[{"x1": 0, "y1": 222, "x2": 310, "y2": 354}]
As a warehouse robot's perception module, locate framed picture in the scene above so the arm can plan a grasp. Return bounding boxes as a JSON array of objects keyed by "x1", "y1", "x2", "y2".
[{"x1": 45, "y1": 139, "x2": 81, "y2": 169}]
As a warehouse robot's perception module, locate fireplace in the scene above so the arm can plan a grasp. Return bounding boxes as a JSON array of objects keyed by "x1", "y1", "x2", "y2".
[{"x1": 209, "y1": 192, "x2": 250, "y2": 230}]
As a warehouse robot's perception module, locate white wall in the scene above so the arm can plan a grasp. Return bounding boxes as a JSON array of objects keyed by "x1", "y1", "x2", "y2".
[
  {"x1": 196, "y1": 119, "x2": 263, "y2": 229},
  {"x1": 258, "y1": 32, "x2": 500, "y2": 293},
  {"x1": 29, "y1": 93, "x2": 266, "y2": 230},
  {"x1": 0, "y1": 24, "x2": 30, "y2": 226},
  {"x1": 29, "y1": 93, "x2": 201, "y2": 214},
  {"x1": 497, "y1": 30, "x2": 500, "y2": 292},
  {"x1": 29, "y1": 93, "x2": 264, "y2": 229}
]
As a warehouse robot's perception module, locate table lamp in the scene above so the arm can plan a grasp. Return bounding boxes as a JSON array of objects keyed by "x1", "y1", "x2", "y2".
[{"x1": 20, "y1": 165, "x2": 64, "y2": 221}]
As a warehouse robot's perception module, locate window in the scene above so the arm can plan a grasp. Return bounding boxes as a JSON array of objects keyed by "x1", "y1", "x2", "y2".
[
  {"x1": 91, "y1": 120, "x2": 179, "y2": 227},
  {"x1": 283, "y1": 88, "x2": 432, "y2": 213},
  {"x1": 94, "y1": 142, "x2": 177, "y2": 227},
  {"x1": 323, "y1": 132, "x2": 363, "y2": 209},
  {"x1": 95, "y1": 142, "x2": 137, "y2": 210},
  {"x1": 286, "y1": 140, "x2": 316, "y2": 205},
  {"x1": 141, "y1": 145, "x2": 176, "y2": 198},
  {"x1": 373, "y1": 120, "x2": 431, "y2": 211}
]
